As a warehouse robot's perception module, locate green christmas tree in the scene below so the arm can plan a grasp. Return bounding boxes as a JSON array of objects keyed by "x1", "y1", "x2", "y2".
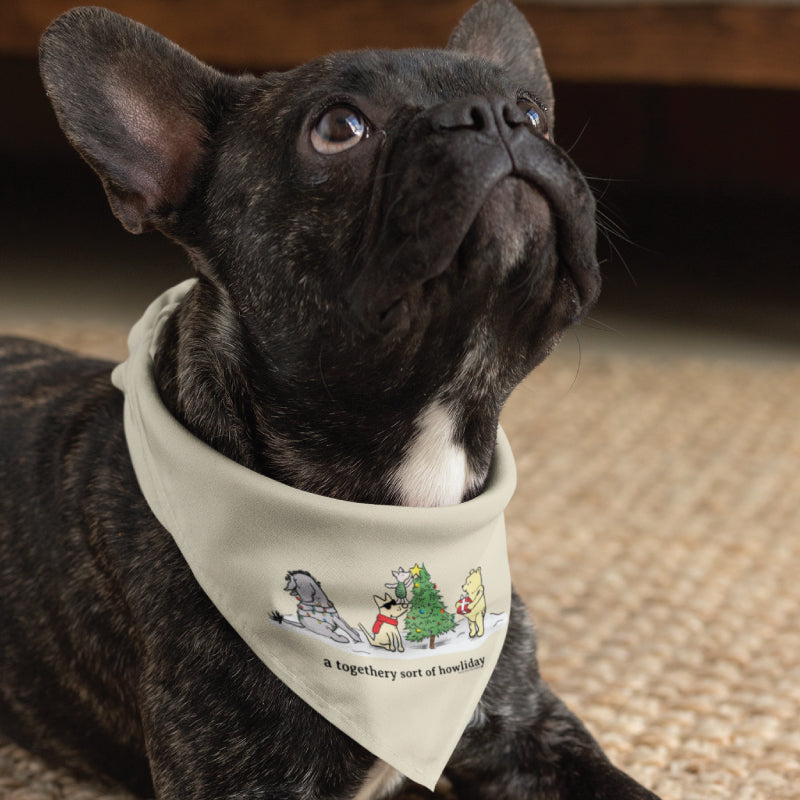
[{"x1": 404, "y1": 563, "x2": 456, "y2": 649}]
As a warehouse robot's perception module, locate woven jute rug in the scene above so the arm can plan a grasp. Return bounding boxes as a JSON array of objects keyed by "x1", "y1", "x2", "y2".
[{"x1": 1, "y1": 321, "x2": 798, "y2": 800}]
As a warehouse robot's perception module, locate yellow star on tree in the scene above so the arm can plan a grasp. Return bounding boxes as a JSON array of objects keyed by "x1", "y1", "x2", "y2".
[{"x1": 410, "y1": 564, "x2": 422, "y2": 577}]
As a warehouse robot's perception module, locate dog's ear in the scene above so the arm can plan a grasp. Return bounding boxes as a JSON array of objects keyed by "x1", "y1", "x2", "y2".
[
  {"x1": 447, "y1": 0, "x2": 554, "y2": 119},
  {"x1": 39, "y1": 7, "x2": 249, "y2": 235}
]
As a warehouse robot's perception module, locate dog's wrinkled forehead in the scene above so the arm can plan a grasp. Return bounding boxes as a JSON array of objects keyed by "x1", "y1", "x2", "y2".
[
  {"x1": 256, "y1": 48, "x2": 521, "y2": 139},
  {"x1": 309, "y1": 49, "x2": 513, "y2": 103}
]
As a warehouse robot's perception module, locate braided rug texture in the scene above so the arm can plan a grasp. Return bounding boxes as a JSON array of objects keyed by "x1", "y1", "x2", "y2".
[{"x1": 1, "y1": 322, "x2": 798, "y2": 800}]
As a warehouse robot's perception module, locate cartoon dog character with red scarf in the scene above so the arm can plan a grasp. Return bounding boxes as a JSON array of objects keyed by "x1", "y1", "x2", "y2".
[{"x1": 359, "y1": 594, "x2": 408, "y2": 652}]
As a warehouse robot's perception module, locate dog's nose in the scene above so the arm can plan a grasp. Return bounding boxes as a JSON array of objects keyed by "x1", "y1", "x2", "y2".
[{"x1": 432, "y1": 96, "x2": 526, "y2": 137}]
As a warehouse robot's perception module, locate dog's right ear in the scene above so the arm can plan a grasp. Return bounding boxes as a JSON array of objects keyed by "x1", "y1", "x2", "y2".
[
  {"x1": 39, "y1": 7, "x2": 251, "y2": 235},
  {"x1": 447, "y1": 0, "x2": 554, "y2": 120}
]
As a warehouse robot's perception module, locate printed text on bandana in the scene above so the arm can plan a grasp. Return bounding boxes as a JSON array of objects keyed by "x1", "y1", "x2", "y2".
[{"x1": 324, "y1": 656, "x2": 486, "y2": 681}]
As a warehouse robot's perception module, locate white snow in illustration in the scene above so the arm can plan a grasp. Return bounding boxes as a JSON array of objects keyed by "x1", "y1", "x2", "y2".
[{"x1": 274, "y1": 611, "x2": 507, "y2": 659}]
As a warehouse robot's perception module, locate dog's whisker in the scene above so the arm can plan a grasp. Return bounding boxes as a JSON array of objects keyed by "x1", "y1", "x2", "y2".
[
  {"x1": 580, "y1": 315, "x2": 620, "y2": 334},
  {"x1": 591, "y1": 202, "x2": 641, "y2": 287},
  {"x1": 567, "y1": 330, "x2": 583, "y2": 393},
  {"x1": 564, "y1": 117, "x2": 591, "y2": 154},
  {"x1": 596, "y1": 207, "x2": 635, "y2": 246},
  {"x1": 585, "y1": 175, "x2": 637, "y2": 185}
]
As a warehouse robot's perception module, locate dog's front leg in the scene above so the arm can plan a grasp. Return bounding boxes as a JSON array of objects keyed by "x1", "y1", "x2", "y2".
[
  {"x1": 442, "y1": 593, "x2": 660, "y2": 800},
  {"x1": 132, "y1": 633, "x2": 376, "y2": 800}
]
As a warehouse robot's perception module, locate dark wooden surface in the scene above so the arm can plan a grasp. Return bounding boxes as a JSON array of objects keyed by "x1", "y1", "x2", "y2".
[{"x1": 2, "y1": 1, "x2": 799, "y2": 88}]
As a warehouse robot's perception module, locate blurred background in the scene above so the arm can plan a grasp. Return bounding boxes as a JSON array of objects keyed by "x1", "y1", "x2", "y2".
[
  {"x1": 1, "y1": 0, "x2": 798, "y2": 361},
  {"x1": 1, "y1": 0, "x2": 798, "y2": 359}
]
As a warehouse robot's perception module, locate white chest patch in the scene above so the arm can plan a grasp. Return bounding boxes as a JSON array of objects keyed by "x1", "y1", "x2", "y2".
[{"x1": 390, "y1": 401, "x2": 477, "y2": 507}]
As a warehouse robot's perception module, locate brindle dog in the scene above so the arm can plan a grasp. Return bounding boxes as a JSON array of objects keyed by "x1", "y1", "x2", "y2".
[{"x1": 0, "y1": 1, "x2": 660, "y2": 798}]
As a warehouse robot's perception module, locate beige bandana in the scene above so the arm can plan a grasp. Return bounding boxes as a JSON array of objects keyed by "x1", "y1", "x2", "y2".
[{"x1": 111, "y1": 281, "x2": 517, "y2": 789}]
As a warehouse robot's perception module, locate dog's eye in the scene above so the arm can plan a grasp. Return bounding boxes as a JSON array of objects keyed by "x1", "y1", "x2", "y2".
[
  {"x1": 311, "y1": 106, "x2": 369, "y2": 154},
  {"x1": 517, "y1": 96, "x2": 549, "y2": 140}
]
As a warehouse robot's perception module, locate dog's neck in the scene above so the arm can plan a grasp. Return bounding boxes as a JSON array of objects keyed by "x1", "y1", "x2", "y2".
[{"x1": 152, "y1": 283, "x2": 501, "y2": 508}]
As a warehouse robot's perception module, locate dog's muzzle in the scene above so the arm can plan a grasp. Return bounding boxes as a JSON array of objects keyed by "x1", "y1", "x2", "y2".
[{"x1": 347, "y1": 94, "x2": 600, "y2": 335}]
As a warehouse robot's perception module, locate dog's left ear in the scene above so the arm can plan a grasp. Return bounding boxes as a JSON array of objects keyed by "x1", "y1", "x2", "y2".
[{"x1": 447, "y1": 0, "x2": 554, "y2": 120}]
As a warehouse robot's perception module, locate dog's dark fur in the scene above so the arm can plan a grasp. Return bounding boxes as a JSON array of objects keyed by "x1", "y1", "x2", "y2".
[{"x1": 0, "y1": 2, "x2": 660, "y2": 798}]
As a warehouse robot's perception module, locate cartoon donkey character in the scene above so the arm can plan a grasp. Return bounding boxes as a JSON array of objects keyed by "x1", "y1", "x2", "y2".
[{"x1": 271, "y1": 570, "x2": 361, "y2": 644}]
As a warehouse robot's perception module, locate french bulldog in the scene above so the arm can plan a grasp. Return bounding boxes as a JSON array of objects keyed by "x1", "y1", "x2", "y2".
[{"x1": 0, "y1": 1, "x2": 660, "y2": 798}]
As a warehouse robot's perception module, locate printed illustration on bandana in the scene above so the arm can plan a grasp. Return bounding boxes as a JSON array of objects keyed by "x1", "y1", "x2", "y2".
[
  {"x1": 456, "y1": 567, "x2": 486, "y2": 638},
  {"x1": 404, "y1": 564, "x2": 456, "y2": 649},
  {"x1": 269, "y1": 570, "x2": 361, "y2": 644},
  {"x1": 270, "y1": 563, "x2": 506, "y2": 658},
  {"x1": 385, "y1": 567, "x2": 412, "y2": 605},
  {"x1": 358, "y1": 594, "x2": 408, "y2": 652}
]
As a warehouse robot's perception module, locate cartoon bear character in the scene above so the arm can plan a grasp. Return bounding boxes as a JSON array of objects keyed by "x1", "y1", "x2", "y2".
[{"x1": 459, "y1": 567, "x2": 486, "y2": 638}]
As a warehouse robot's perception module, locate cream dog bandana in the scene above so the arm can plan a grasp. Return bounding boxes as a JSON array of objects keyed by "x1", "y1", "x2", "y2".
[{"x1": 111, "y1": 280, "x2": 517, "y2": 789}]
